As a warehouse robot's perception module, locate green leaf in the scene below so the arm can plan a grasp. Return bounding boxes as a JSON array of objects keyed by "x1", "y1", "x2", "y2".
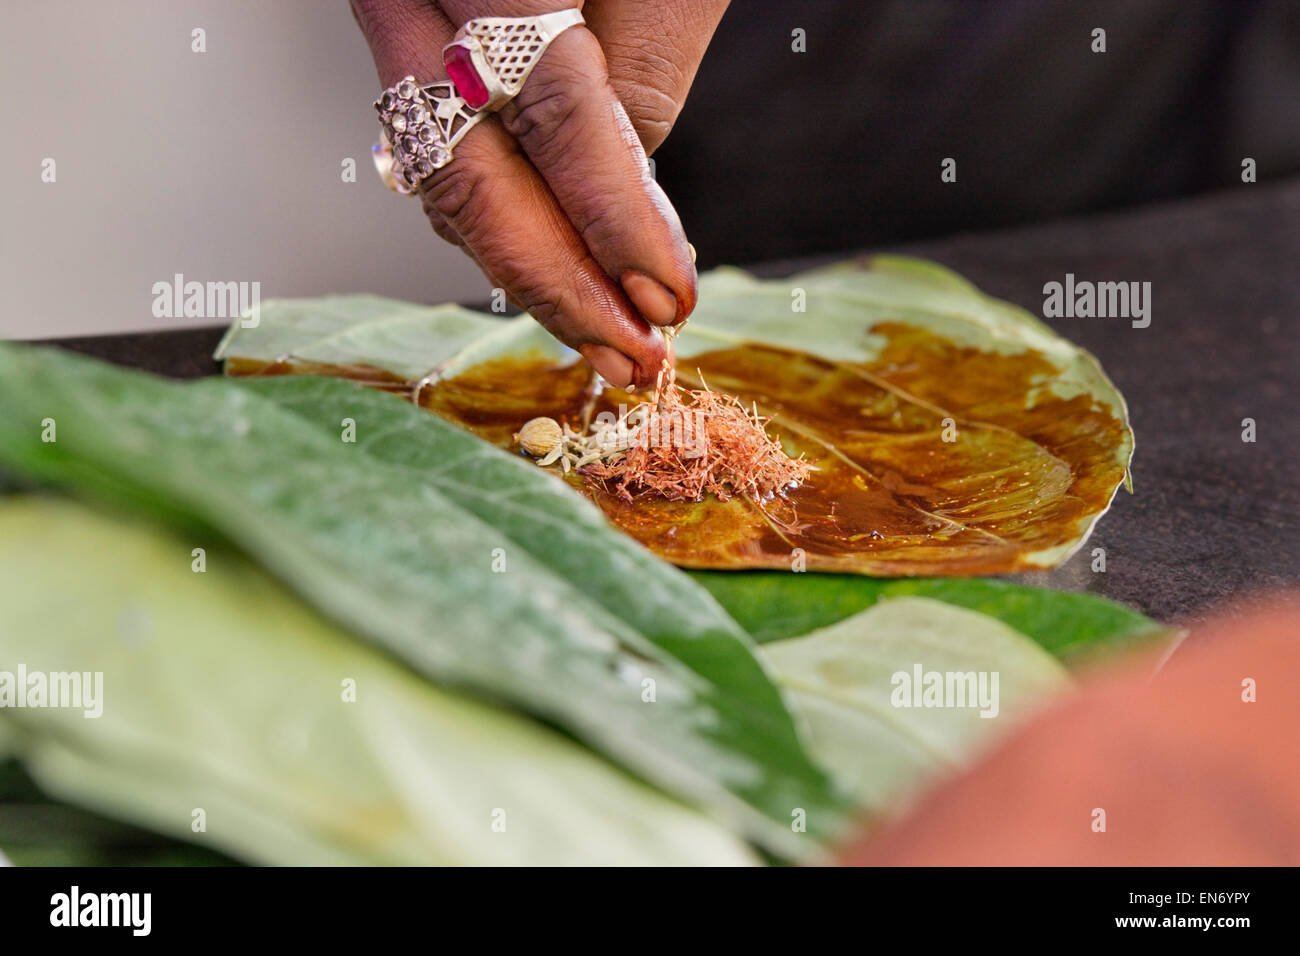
[
  {"x1": 213, "y1": 295, "x2": 550, "y2": 382},
  {"x1": 216, "y1": 256, "x2": 1135, "y2": 577},
  {"x1": 0, "y1": 760, "x2": 236, "y2": 867},
  {"x1": 0, "y1": 497, "x2": 759, "y2": 865},
  {"x1": 0, "y1": 344, "x2": 844, "y2": 854},
  {"x1": 689, "y1": 571, "x2": 1174, "y2": 668},
  {"x1": 227, "y1": 375, "x2": 784, "y2": 705},
  {"x1": 762, "y1": 596, "x2": 1070, "y2": 812}
]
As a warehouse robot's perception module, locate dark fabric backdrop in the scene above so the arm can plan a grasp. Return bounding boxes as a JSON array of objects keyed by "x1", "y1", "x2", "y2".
[{"x1": 655, "y1": 0, "x2": 1300, "y2": 266}]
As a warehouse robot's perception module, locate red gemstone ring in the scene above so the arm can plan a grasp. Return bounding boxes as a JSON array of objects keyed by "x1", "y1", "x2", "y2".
[{"x1": 443, "y1": 8, "x2": 586, "y2": 112}]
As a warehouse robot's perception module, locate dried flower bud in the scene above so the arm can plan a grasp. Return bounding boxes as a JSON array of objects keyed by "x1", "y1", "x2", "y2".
[{"x1": 514, "y1": 416, "x2": 563, "y2": 457}]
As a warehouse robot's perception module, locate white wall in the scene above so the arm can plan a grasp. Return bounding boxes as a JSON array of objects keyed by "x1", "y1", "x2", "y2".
[{"x1": 0, "y1": 0, "x2": 486, "y2": 339}]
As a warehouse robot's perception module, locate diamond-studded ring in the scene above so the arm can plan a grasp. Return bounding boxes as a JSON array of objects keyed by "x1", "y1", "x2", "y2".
[
  {"x1": 443, "y1": 8, "x2": 585, "y2": 112},
  {"x1": 372, "y1": 76, "x2": 484, "y2": 196}
]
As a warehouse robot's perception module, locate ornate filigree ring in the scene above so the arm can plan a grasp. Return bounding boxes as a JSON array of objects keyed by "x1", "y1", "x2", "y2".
[
  {"x1": 372, "y1": 77, "x2": 484, "y2": 196},
  {"x1": 442, "y1": 8, "x2": 585, "y2": 112}
]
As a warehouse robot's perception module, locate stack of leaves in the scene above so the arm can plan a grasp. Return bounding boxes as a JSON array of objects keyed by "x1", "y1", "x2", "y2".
[{"x1": 0, "y1": 257, "x2": 1169, "y2": 866}]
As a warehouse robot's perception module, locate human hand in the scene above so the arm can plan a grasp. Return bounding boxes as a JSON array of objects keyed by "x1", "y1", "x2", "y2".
[{"x1": 351, "y1": 0, "x2": 730, "y2": 387}]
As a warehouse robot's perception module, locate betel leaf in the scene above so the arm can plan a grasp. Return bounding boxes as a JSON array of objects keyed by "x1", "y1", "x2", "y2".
[
  {"x1": 216, "y1": 256, "x2": 1135, "y2": 577},
  {"x1": 0, "y1": 759, "x2": 237, "y2": 867},
  {"x1": 0, "y1": 497, "x2": 758, "y2": 866},
  {"x1": 225, "y1": 374, "x2": 787, "y2": 702},
  {"x1": 0, "y1": 343, "x2": 844, "y2": 855},
  {"x1": 689, "y1": 571, "x2": 1175, "y2": 668},
  {"x1": 760, "y1": 597, "x2": 1070, "y2": 814},
  {"x1": 137, "y1": 364, "x2": 1121, "y2": 834}
]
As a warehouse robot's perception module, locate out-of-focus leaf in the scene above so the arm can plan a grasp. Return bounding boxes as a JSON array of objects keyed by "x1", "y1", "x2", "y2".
[
  {"x1": 218, "y1": 256, "x2": 1134, "y2": 577},
  {"x1": 0, "y1": 344, "x2": 844, "y2": 855},
  {"x1": 0, "y1": 764, "x2": 236, "y2": 867},
  {"x1": 690, "y1": 571, "x2": 1174, "y2": 668},
  {"x1": 0, "y1": 497, "x2": 759, "y2": 866},
  {"x1": 839, "y1": 598, "x2": 1300, "y2": 866},
  {"x1": 763, "y1": 597, "x2": 1070, "y2": 814}
]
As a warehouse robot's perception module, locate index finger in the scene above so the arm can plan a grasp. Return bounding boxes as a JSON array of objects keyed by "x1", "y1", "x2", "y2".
[{"x1": 442, "y1": 1, "x2": 698, "y2": 329}]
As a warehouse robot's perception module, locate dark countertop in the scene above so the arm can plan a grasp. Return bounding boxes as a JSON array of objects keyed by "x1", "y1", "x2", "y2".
[{"x1": 42, "y1": 182, "x2": 1300, "y2": 625}]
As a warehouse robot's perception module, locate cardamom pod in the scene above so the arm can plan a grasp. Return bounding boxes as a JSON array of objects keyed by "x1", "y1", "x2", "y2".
[{"x1": 513, "y1": 416, "x2": 563, "y2": 457}]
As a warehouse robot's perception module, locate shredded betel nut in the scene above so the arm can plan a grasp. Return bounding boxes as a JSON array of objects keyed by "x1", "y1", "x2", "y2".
[{"x1": 515, "y1": 327, "x2": 813, "y2": 503}]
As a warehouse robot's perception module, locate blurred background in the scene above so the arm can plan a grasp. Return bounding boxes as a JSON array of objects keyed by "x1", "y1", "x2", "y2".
[
  {"x1": 662, "y1": 0, "x2": 1300, "y2": 265},
  {"x1": 1, "y1": 0, "x2": 487, "y2": 339},
  {"x1": 3, "y1": 0, "x2": 1298, "y2": 338}
]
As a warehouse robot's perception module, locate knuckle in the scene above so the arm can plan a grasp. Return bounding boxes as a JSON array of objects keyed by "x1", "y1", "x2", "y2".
[
  {"x1": 607, "y1": 44, "x2": 686, "y2": 97},
  {"x1": 504, "y1": 75, "x2": 586, "y2": 155},
  {"x1": 420, "y1": 161, "x2": 482, "y2": 233},
  {"x1": 621, "y1": 93, "x2": 677, "y2": 153},
  {"x1": 601, "y1": 35, "x2": 691, "y2": 152},
  {"x1": 571, "y1": 202, "x2": 621, "y2": 256},
  {"x1": 423, "y1": 207, "x2": 461, "y2": 246},
  {"x1": 517, "y1": 287, "x2": 569, "y2": 339}
]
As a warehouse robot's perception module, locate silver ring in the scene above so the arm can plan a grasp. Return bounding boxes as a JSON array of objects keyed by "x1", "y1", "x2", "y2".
[
  {"x1": 372, "y1": 77, "x2": 484, "y2": 196},
  {"x1": 443, "y1": 8, "x2": 585, "y2": 112}
]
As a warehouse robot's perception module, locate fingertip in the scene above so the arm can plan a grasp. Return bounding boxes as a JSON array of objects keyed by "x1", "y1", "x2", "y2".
[
  {"x1": 674, "y1": 258, "x2": 698, "y2": 323},
  {"x1": 642, "y1": 180, "x2": 698, "y2": 323},
  {"x1": 621, "y1": 270, "x2": 678, "y2": 326},
  {"x1": 578, "y1": 344, "x2": 634, "y2": 388},
  {"x1": 632, "y1": 326, "x2": 673, "y2": 389}
]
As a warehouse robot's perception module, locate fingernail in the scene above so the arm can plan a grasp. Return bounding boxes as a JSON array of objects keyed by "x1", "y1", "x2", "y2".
[
  {"x1": 687, "y1": 242, "x2": 697, "y2": 264},
  {"x1": 621, "y1": 270, "x2": 679, "y2": 327},
  {"x1": 578, "y1": 344, "x2": 633, "y2": 388}
]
